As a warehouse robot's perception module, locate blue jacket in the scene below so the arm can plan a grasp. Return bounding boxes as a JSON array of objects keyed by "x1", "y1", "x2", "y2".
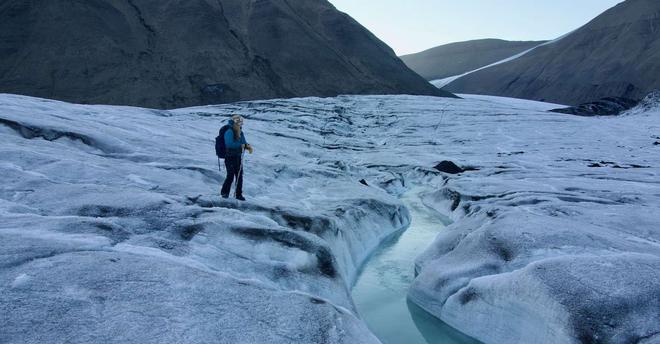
[{"x1": 224, "y1": 119, "x2": 247, "y2": 157}]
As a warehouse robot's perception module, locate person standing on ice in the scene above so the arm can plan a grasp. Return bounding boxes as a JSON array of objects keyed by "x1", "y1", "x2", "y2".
[{"x1": 219, "y1": 115, "x2": 253, "y2": 201}]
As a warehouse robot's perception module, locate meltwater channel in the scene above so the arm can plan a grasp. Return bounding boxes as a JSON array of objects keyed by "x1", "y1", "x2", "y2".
[{"x1": 352, "y1": 187, "x2": 481, "y2": 344}]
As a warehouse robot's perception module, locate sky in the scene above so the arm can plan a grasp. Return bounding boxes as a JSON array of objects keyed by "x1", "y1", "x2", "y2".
[{"x1": 327, "y1": 0, "x2": 624, "y2": 56}]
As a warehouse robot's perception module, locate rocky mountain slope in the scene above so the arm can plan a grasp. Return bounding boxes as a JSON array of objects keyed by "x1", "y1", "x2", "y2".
[
  {"x1": 400, "y1": 39, "x2": 544, "y2": 81},
  {"x1": 0, "y1": 0, "x2": 451, "y2": 109},
  {"x1": 444, "y1": 0, "x2": 660, "y2": 105}
]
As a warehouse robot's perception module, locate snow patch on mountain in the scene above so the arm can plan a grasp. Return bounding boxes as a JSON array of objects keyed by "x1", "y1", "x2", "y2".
[{"x1": 431, "y1": 30, "x2": 577, "y2": 89}]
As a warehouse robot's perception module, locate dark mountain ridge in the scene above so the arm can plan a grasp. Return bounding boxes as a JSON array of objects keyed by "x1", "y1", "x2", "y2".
[
  {"x1": 0, "y1": 0, "x2": 452, "y2": 109},
  {"x1": 400, "y1": 39, "x2": 545, "y2": 81},
  {"x1": 444, "y1": 0, "x2": 660, "y2": 106}
]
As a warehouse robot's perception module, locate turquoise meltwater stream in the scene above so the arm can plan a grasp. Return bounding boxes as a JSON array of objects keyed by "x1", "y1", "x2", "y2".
[{"x1": 352, "y1": 187, "x2": 481, "y2": 344}]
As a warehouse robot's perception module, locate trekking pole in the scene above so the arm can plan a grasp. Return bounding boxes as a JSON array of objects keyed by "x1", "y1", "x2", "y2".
[
  {"x1": 234, "y1": 149, "x2": 245, "y2": 198},
  {"x1": 218, "y1": 156, "x2": 224, "y2": 190}
]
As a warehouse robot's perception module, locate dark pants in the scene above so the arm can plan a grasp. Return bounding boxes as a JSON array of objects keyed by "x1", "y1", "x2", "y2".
[{"x1": 221, "y1": 155, "x2": 243, "y2": 197}]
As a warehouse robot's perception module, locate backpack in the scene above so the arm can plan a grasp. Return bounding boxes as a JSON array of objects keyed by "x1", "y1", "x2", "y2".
[{"x1": 215, "y1": 125, "x2": 231, "y2": 158}]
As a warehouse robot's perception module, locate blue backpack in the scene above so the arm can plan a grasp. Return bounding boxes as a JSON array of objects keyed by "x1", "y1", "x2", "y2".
[{"x1": 215, "y1": 125, "x2": 231, "y2": 159}]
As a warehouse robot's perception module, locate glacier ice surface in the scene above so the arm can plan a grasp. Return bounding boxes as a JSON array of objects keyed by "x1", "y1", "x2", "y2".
[{"x1": 1, "y1": 93, "x2": 659, "y2": 343}]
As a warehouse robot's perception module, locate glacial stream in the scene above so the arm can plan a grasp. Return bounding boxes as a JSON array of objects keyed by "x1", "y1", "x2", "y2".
[{"x1": 352, "y1": 187, "x2": 480, "y2": 344}]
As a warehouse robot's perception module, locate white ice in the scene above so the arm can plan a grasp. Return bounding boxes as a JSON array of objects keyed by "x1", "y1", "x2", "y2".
[{"x1": 1, "y1": 92, "x2": 659, "y2": 344}]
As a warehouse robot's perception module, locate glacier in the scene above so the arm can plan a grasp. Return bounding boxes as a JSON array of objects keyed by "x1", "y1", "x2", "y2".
[{"x1": 1, "y1": 92, "x2": 659, "y2": 343}]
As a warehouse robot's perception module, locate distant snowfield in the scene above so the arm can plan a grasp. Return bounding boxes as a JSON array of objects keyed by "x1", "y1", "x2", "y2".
[
  {"x1": 1, "y1": 93, "x2": 659, "y2": 344},
  {"x1": 430, "y1": 30, "x2": 576, "y2": 89}
]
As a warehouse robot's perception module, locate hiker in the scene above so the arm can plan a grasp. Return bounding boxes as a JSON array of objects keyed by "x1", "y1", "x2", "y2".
[{"x1": 218, "y1": 115, "x2": 253, "y2": 201}]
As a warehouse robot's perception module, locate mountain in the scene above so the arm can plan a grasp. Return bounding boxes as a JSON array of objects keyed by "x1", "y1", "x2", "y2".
[
  {"x1": 444, "y1": 0, "x2": 660, "y2": 105},
  {"x1": 400, "y1": 39, "x2": 545, "y2": 81},
  {"x1": 0, "y1": 0, "x2": 452, "y2": 109}
]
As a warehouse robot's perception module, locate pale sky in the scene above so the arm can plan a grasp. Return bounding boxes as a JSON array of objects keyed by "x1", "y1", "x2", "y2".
[{"x1": 327, "y1": 0, "x2": 624, "y2": 56}]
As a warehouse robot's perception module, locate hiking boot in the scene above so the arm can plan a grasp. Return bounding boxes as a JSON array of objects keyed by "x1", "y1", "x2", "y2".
[
  {"x1": 221, "y1": 194, "x2": 229, "y2": 199},
  {"x1": 236, "y1": 195, "x2": 246, "y2": 201}
]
